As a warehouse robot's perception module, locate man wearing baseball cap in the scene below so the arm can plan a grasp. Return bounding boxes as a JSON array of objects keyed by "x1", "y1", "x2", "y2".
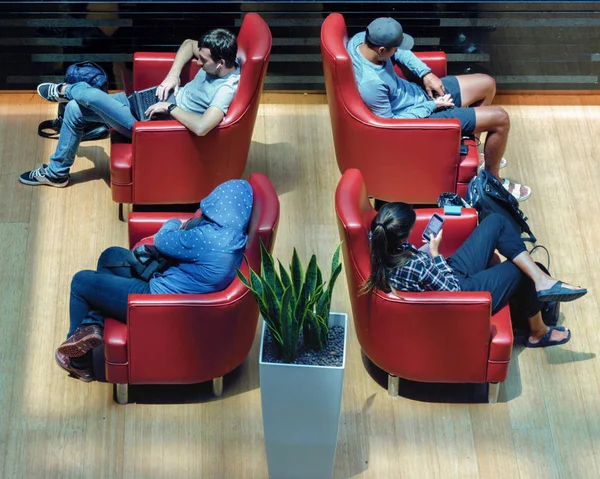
[{"x1": 347, "y1": 17, "x2": 531, "y2": 202}]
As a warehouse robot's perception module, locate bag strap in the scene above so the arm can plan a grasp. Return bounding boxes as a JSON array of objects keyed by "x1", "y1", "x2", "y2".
[
  {"x1": 529, "y1": 244, "x2": 550, "y2": 270},
  {"x1": 38, "y1": 118, "x2": 62, "y2": 139}
]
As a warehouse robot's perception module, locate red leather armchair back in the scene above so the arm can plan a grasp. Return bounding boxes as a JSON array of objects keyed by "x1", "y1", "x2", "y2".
[
  {"x1": 110, "y1": 13, "x2": 272, "y2": 206},
  {"x1": 104, "y1": 173, "x2": 280, "y2": 385},
  {"x1": 321, "y1": 13, "x2": 477, "y2": 204},
  {"x1": 335, "y1": 169, "x2": 512, "y2": 384}
]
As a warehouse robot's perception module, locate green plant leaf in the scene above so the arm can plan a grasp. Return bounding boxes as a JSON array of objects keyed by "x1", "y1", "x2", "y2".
[
  {"x1": 278, "y1": 260, "x2": 293, "y2": 298},
  {"x1": 260, "y1": 240, "x2": 283, "y2": 299},
  {"x1": 294, "y1": 253, "x2": 318, "y2": 325},
  {"x1": 290, "y1": 248, "x2": 303, "y2": 300},
  {"x1": 262, "y1": 274, "x2": 283, "y2": 336},
  {"x1": 280, "y1": 286, "x2": 297, "y2": 363}
]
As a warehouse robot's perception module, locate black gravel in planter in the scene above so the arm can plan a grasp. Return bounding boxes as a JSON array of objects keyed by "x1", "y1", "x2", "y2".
[{"x1": 262, "y1": 325, "x2": 345, "y2": 367}]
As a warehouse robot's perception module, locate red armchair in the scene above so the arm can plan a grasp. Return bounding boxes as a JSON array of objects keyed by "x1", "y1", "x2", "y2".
[
  {"x1": 103, "y1": 173, "x2": 280, "y2": 404},
  {"x1": 110, "y1": 13, "x2": 272, "y2": 218},
  {"x1": 335, "y1": 169, "x2": 512, "y2": 403},
  {"x1": 321, "y1": 13, "x2": 478, "y2": 204}
]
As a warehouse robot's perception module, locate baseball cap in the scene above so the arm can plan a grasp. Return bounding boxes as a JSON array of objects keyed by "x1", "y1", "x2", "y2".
[{"x1": 365, "y1": 17, "x2": 414, "y2": 50}]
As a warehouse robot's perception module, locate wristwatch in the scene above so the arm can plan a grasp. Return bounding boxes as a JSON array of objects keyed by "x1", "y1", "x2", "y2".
[{"x1": 167, "y1": 103, "x2": 177, "y2": 113}]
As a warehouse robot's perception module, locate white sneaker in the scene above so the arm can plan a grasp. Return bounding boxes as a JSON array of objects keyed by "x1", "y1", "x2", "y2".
[
  {"x1": 19, "y1": 165, "x2": 69, "y2": 187},
  {"x1": 478, "y1": 153, "x2": 507, "y2": 174},
  {"x1": 37, "y1": 82, "x2": 68, "y2": 103}
]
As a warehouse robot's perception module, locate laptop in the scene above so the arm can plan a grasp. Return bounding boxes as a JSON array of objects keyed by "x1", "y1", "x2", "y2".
[{"x1": 127, "y1": 86, "x2": 159, "y2": 121}]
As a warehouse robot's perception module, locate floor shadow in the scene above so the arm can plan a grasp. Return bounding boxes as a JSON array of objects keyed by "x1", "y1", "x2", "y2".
[
  {"x1": 93, "y1": 346, "x2": 258, "y2": 404},
  {"x1": 344, "y1": 393, "x2": 375, "y2": 478},
  {"x1": 246, "y1": 141, "x2": 299, "y2": 196},
  {"x1": 360, "y1": 351, "x2": 490, "y2": 404},
  {"x1": 71, "y1": 145, "x2": 111, "y2": 187}
]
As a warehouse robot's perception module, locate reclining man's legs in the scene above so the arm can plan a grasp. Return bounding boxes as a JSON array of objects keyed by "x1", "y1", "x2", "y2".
[{"x1": 20, "y1": 82, "x2": 134, "y2": 186}]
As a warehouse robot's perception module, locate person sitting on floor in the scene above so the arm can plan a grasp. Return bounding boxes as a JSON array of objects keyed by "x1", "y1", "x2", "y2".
[
  {"x1": 21, "y1": 28, "x2": 240, "y2": 187},
  {"x1": 347, "y1": 17, "x2": 530, "y2": 201},
  {"x1": 362, "y1": 203, "x2": 587, "y2": 348},
  {"x1": 54, "y1": 179, "x2": 253, "y2": 382}
]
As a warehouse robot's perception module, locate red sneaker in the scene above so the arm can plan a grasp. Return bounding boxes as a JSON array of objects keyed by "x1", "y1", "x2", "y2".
[
  {"x1": 55, "y1": 350, "x2": 95, "y2": 383},
  {"x1": 57, "y1": 325, "x2": 103, "y2": 358}
]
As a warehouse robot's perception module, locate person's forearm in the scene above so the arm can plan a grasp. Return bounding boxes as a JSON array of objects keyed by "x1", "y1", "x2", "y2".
[
  {"x1": 394, "y1": 50, "x2": 431, "y2": 78},
  {"x1": 169, "y1": 106, "x2": 222, "y2": 137},
  {"x1": 168, "y1": 39, "x2": 197, "y2": 78}
]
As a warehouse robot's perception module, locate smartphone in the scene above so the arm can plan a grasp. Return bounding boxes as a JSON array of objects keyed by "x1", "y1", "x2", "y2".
[{"x1": 422, "y1": 213, "x2": 445, "y2": 243}]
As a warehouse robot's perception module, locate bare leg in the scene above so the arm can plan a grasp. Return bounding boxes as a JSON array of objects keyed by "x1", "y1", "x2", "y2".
[
  {"x1": 473, "y1": 106, "x2": 510, "y2": 178},
  {"x1": 512, "y1": 251, "x2": 583, "y2": 292},
  {"x1": 526, "y1": 312, "x2": 569, "y2": 345},
  {"x1": 455, "y1": 73, "x2": 496, "y2": 107}
]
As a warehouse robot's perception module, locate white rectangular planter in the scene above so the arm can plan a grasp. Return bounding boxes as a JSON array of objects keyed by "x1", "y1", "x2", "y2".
[{"x1": 259, "y1": 312, "x2": 348, "y2": 479}]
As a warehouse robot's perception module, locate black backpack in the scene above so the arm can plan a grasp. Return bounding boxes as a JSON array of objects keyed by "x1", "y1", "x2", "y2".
[
  {"x1": 466, "y1": 170, "x2": 537, "y2": 243},
  {"x1": 38, "y1": 62, "x2": 111, "y2": 142}
]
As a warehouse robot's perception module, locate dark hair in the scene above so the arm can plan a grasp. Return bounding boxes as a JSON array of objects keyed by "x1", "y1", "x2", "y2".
[
  {"x1": 199, "y1": 28, "x2": 238, "y2": 68},
  {"x1": 360, "y1": 202, "x2": 416, "y2": 294}
]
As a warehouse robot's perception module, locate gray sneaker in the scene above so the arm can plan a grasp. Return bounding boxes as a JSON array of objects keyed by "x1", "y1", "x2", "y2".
[
  {"x1": 19, "y1": 165, "x2": 69, "y2": 187},
  {"x1": 37, "y1": 82, "x2": 68, "y2": 102}
]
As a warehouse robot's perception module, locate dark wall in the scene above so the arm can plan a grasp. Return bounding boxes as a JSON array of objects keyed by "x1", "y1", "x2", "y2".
[{"x1": 1, "y1": 2, "x2": 599, "y2": 91}]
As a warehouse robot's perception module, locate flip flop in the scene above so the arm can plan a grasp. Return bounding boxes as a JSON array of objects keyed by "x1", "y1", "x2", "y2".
[
  {"x1": 502, "y1": 178, "x2": 531, "y2": 202},
  {"x1": 537, "y1": 281, "x2": 588, "y2": 303},
  {"x1": 524, "y1": 326, "x2": 571, "y2": 348}
]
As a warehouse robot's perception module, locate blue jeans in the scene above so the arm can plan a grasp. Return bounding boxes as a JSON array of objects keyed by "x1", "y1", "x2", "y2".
[
  {"x1": 68, "y1": 246, "x2": 151, "y2": 337},
  {"x1": 47, "y1": 82, "x2": 136, "y2": 179},
  {"x1": 447, "y1": 214, "x2": 541, "y2": 318}
]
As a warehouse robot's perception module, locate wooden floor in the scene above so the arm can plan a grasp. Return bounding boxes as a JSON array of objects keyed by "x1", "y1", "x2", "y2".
[{"x1": 1, "y1": 92, "x2": 600, "y2": 479}]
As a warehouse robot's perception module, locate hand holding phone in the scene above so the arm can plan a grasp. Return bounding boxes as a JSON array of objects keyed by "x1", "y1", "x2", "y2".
[{"x1": 422, "y1": 213, "x2": 445, "y2": 243}]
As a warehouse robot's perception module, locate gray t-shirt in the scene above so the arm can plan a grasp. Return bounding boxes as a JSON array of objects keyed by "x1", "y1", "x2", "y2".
[{"x1": 175, "y1": 64, "x2": 241, "y2": 116}]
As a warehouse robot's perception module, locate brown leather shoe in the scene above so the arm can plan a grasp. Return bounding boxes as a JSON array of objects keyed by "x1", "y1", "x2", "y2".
[
  {"x1": 55, "y1": 350, "x2": 95, "y2": 382},
  {"x1": 57, "y1": 325, "x2": 103, "y2": 358}
]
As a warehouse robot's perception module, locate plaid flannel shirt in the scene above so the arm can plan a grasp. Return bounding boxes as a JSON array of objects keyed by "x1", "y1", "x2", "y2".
[{"x1": 388, "y1": 243, "x2": 461, "y2": 292}]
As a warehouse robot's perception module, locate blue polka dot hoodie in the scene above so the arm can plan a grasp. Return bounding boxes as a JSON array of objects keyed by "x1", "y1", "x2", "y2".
[{"x1": 149, "y1": 179, "x2": 253, "y2": 294}]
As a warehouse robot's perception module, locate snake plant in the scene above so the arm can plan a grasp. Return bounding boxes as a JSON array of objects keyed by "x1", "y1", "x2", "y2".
[{"x1": 237, "y1": 241, "x2": 342, "y2": 363}]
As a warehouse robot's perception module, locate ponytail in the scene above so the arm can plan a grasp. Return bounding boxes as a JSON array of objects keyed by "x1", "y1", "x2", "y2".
[{"x1": 360, "y1": 202, "x2": 416, "y2": 295}]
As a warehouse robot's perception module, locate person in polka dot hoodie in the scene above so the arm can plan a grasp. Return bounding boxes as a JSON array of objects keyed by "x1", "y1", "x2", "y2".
[
  {"x1": 151, "y1": 178, "x2": 253, "y2": 294},
  {"x1": 54, "y1": 179, "x2": 253, "y2": 382}
]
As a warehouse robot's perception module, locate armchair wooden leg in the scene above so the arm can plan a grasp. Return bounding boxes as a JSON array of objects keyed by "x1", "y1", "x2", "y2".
[
  {"x1": 212, "y1": 376, "x2": 224, "y2": 397},
  {"x1": 116, "y1": 383, "x2": 129, "y2": 404},
  {"x1": 387, "y1": 374, "x2": 399, "y2": 397},
  {"x1": 488, "y1": 382, "x2": 500, "y2": 404}
]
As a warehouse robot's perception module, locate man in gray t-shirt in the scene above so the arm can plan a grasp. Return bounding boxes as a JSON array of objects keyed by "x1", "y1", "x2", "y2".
[
  {"x1": 20, "y1": 29, "x2": 240, "y2": 188},
  {"x1": 147, "y1": 28, "x2": 241, "y2": 136}
]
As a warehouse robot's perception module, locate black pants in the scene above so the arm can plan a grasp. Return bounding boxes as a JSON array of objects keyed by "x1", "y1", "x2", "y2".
[{"x1": 447, "y1": 214, "x2": 542, "y2": 317}]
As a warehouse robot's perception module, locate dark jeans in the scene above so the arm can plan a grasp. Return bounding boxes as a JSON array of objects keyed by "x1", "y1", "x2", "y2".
[
  {"x1": 68, "y1": 246, "x2": 151, "y2": 337},
  {"x1": 447, "y1": 214, "x2": 542, "y2": 318}
]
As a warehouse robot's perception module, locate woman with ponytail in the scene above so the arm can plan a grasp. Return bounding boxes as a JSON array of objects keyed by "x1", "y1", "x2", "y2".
[{"x1": 363, "y1": 203, "x2": 587, "y2": 348}]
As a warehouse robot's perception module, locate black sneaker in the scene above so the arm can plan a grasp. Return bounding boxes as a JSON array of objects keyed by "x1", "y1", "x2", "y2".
[
  {"x1": 19, "y1": 165, "x2": 69, "y2": 187},
  {"x1": 37, "y1": 82, "x2": 68, "y2": 103}
]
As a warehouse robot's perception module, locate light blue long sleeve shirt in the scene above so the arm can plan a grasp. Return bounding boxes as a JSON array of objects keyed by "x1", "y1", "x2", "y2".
[{"x1": 347, "y1": 32, "x2": 437, "y2": 119}]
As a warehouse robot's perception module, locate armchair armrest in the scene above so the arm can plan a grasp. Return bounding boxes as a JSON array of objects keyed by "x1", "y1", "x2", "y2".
[{"x1": 128, "y1": 212, "x2": 195, "y2": 247}]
